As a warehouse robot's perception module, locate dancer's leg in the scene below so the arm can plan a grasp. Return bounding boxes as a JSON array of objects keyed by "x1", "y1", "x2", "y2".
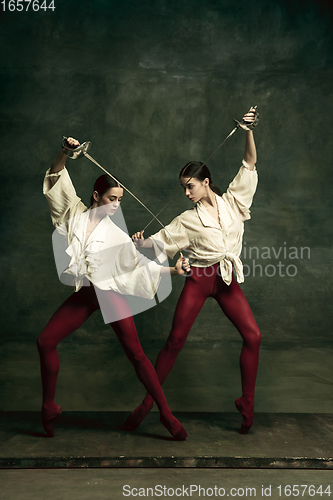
[
  {"x1": 213, "y1": 275, "x2": 261, "y2": 432},
  {"x1": 150, "y1": 278, "x2": 207, "y2": 386},
  {"x1": 36, "y1": 286, "x2": 99, "y2": 413},
  {"x1": 125, "y1": 268, "x2": 210, "y2": 428},
  {"x1": 100, "y1": 289, "x2": 187, "y2": 439}
]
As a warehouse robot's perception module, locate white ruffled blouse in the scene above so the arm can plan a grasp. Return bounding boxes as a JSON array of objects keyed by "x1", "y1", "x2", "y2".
[
  {"x1": 149, "y1": 160, "x2": 258, "y2": 286},
  {"x1": 43, "y1": 167, "x2": 162, "y2": 298}
]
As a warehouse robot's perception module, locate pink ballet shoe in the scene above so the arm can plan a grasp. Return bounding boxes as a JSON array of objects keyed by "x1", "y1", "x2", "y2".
[
  {"x1": 41, "y1": 405, "x2": 62, "y2": 437},
  {"x1": 160, "y1": 413, "x2": 187, "y2": 441},
  {"x1": 235, "y1": 397, "x2": 254, "y2": 434},
  {"x1": 123, "y1": 401, "x2": 154, "y2": 431}
]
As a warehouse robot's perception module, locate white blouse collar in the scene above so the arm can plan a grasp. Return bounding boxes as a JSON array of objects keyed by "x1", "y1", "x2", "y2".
[
  {"x1": 196, "y1": 193, "x2": 225, "y2": 229},
  {"x1": 196, "y1": 199, "x2": 220, "y2": 229},
  {"x1": 71, "y1": 210, "x2": 110, "y2": 246},
  {"x1": 196, "y1": 193, "x2": 234, "y2": 230}
]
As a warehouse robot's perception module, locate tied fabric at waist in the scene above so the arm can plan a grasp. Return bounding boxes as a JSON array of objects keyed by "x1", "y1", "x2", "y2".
[
  {"x1": 219, "y1": 251, "x2": 244, "y2": 285},
  {"x1": 63, "y1": 240, "x2": 101, "y2": 292},
  {"x1": 190, "y1": 250, "x2": 244, "y2": 286}
]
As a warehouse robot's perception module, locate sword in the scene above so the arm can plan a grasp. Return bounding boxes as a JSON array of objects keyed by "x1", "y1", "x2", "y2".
[
  {"x1": 61, "y1": 137, "x2": 184, "y2": 252},
  {"x1": 62, "y1": 105, "x2": 259, "y2": 252},
  {"x1": 141, "y1": 105, "x2": 259, "y2": 232}
]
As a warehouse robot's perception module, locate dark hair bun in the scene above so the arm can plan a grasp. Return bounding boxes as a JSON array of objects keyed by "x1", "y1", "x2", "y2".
[
  {"x1": 179, "y1": 162, "x2": 221, "y2": 196},
  {"x1": 90, "y1": 174, "x2": 121, "y2": 206}
]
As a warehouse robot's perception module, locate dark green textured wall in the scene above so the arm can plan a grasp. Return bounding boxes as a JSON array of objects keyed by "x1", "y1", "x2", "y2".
[{"x1": 1, "y1": 0, "x2": 332, "y2": 410}]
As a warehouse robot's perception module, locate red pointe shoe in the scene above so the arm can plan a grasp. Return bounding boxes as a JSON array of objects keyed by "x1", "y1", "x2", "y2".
[
  {"x1": 235, "y1": 397, "x2": 254, "y2": 434},
  {"x1": 41, "y1": 405, "x2": 63, "y2": 437},
  {"x1": 123, "y1": 401, "x2": 154, "y2": 431},
  {"x1": 160, "y1": 413, "x2": 187, "y2": 441}
]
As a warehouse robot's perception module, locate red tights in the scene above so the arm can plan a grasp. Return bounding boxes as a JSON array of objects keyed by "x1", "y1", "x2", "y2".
[
  {"x1": 36, "y1": 284, "x2": 174, "y2": 416},
  {"x1": 141, "y1": 264, "x2": 261, "y2": 409}
]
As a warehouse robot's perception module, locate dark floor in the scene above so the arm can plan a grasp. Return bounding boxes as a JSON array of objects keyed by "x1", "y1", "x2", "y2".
[{"x1": 1, "y1": 411, "x2": 332, "y2": 469}]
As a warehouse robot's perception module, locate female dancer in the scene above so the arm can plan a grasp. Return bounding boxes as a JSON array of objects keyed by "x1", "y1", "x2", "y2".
[
  {"x1": 37, "y1": 137, "x2": 189, "y2": 439},
  {"x1": 126, "y1": 107, "x2": 261, "y2": 434}
]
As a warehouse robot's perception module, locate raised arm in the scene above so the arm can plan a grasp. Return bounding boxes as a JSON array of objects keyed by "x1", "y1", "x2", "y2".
[
  {"x1": 244, "y1": 131, "x2": 257, "y2": 170},
  {"x1": 243, "y1": 107, "x2": 257, "y2": 170},
  {"x1": 50, "y1": 137, "x2": 80, "y2": 173},
  {"x1": 44, "y1": 137, "x2": 86, "y2": 227}
]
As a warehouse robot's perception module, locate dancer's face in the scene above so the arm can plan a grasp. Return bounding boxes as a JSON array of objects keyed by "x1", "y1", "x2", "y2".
[
  {"x1": 180, "y1": 176, "x2": 210, "y2": 203},
  {"x1": 94, "y1": 187, "x2": 123, "y2": 215}
]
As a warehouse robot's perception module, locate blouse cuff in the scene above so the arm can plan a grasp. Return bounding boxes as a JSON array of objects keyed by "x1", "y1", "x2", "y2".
[
  {"x1": 45, "y1": 168, "x2": 64, "y2": 177},
  {"x1": 43, "y1": 167, "x2": 65, "y2": 189},
  {"x1": 242, "y1": 159, "x2": 256, "y2": 171}
]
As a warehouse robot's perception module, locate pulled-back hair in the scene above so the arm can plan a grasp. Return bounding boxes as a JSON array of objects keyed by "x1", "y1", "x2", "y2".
[
  {"x1": 179, "y1": 161, "x2": 221, "y2": 196},
  {"x1": 90, "y1": 174, "x2": 121, "y2": 206}
]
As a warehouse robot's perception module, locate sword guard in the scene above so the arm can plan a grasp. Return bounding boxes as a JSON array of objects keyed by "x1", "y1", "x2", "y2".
[{"x1": 62, "y1": 136, "x2": 91, "y2": 159}]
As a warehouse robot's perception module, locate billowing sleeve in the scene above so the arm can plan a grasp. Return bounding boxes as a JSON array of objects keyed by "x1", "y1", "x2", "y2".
[
  {"x1": 114, "y1": 244, "x2": 162, "y2": 299},
  {"x1": 149, "y1": 215, "x2": 190, "y2": 263},
  {"x1": 223, "y1": 159, "x2": 258, "y2": 221},
  {"x1": 43, "y1": 167, "x2": 87, "y2": 227},
  {"x1": 94, "y1": 237, "x2": 162, "y2": 300}
]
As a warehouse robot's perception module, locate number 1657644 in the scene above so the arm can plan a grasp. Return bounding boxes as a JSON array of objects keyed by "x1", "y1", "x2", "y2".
[{"x1": 1, "y1": 0, "x2": 55, "y2": 11}]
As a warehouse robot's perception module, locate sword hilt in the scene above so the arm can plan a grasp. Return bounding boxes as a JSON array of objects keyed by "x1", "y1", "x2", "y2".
[
  {"x1": 62, "y1": 136, "x2": 91, "y2": 159},
  {"x1": 233, "y1": 105, "x2": 259, "y2": 131}
]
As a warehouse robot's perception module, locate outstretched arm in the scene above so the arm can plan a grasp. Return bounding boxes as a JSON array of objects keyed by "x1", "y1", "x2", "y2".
[
  {"x1": 243, "y1": 107, "x2": 257, "y2": 170},
  {"x1": 132, "y1": 232, "x2": 190, "y2": 276},
  {"x1": 132, "y1": 230, "x2": 153, "y2": 248}
]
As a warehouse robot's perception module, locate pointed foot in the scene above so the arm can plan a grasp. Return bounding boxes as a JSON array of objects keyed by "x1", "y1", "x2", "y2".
[
  {"x1": 160, "y1": 413, "x2": 187, "y2": 441},
  {"x1": 235, "y1": 397, "x2": 254, "y2": 434},
  {"x1": 123, "y1": 401, "x2": 153, "y2": 431},
  {"x1": 41, "y1": 405, "x2": 62, "y2": 437}
]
